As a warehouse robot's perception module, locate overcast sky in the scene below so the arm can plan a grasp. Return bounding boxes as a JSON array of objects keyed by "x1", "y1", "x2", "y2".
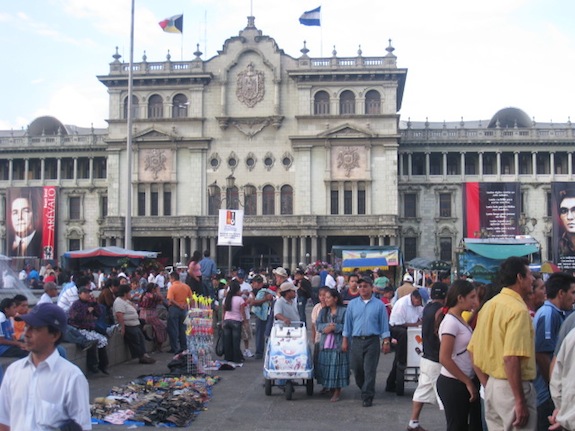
[{"x1": 1, "y1": 0, "x2": 574, "y2": 130}]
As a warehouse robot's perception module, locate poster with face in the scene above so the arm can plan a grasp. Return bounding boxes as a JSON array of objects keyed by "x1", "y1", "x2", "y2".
[
  {"x1": 552, "y1": 183, "x2": 575, "y2": 270},
  {"x1": 6, "y1": 187, "x2": 57, "y2": 260}
]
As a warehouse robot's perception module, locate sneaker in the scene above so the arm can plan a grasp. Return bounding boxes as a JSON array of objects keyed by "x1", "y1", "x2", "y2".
[
  {"x1": 244, "y1": 349, "x2": 254, "y2": 358},
  {"x1": 407, "y1": 425, "x2": 428, "y2": 431},
  {"x1": 106, "y1": 324, "x2": 120, "y2": 337}
]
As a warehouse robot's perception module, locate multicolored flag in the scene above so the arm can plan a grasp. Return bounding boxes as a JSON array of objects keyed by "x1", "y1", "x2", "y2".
[
  {"x1": 159, "y1": 14, "x2": 183, "y2": 34},
  {"x1": 299, "y1": 6, "x2": 321, "y2": 26}
]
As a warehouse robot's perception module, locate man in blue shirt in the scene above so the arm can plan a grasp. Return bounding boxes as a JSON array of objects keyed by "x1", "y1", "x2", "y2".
[
  {"x1": 342, "y1": 276, "x2": 391, "y2": 407},
  {"x1": 533, "y1": 272, "x2": 575, "y2": 431},
  {"x1": 199, "y1": 250, "x2": 217, "y2": 298}
]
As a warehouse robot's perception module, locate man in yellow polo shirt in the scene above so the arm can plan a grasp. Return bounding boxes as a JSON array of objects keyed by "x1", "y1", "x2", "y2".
[{"x1": 468, "y1": 256, "x2": 536, "y2": 431}]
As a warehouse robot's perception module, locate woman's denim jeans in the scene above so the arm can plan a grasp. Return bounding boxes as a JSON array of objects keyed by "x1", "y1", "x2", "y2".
[{"x1": 223, "y1": 319, "x2": 244, "y2": 363}]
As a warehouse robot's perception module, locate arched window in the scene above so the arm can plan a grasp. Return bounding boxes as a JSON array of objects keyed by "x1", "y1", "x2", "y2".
[
  {"x1": 208, "y1": 185, "x2": 221, "y2": 215},
  {"x1": 280, "y1": 185, "x2": 293, "y2": 215},
  {"x1": 172, "y1": 94, "x2": 188, "y2": 118},
  {"x1": 244, "y1": 185, "x2": 257, "y2": 215},
  {"x1": 262, "y1": 185, "x2": 275, "y2": 215},
  {"x1": 339, "y1": 90, "x2": 355, "y2": 115},
  {"x1": 148, "y1": 94, "x2": 163, "y2": 119},
  {"x1": 365, "y1": 90, "x2": 381, "y2": 115},
  {"x1": 123, "y1": 95, "x2": 139, "y2": 119},
  {"x1": 314, "y1": 91, "x2": 330, "y2": 115}
]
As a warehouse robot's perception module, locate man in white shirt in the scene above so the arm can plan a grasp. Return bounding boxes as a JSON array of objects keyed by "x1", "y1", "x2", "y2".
[
  {"x1": 386, "y1": 290, "x2": 424, "y2": 395},
  {"x1": 0, "y1": 303, "x2": 92, "y2": 430},
  {"x1": 37, "y1": 282, "x2": 59, "y2": 305},
  {"x1": 155, "y1": 271, "x2": 166, "y2": 289},
  {"x1": 325, "y1": 268, "x2": 337, "y2": 289}
]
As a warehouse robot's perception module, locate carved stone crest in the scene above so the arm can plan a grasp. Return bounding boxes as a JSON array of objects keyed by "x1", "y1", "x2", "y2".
[
  {"x1": 337, "y1": 147, "x2": 360, "y2": 177},
  {"x1": 144, "y1": 149, "x2": 167, "y2": 180},
  {"x1": 236, "y1": 62, "x2": 265, "y2": 108}
]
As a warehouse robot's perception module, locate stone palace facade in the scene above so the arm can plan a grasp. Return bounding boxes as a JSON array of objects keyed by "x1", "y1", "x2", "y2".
[{"x1": 0, "y1": 17, "x2": 572, "y2": 269}]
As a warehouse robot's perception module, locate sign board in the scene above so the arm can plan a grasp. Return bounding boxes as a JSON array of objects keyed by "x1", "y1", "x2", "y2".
[{"x1": 217, "y1": 209, "x2": 244, "y2": 246}]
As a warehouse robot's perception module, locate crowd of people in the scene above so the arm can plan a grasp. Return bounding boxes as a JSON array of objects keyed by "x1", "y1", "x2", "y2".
[{"x1": 3, "y1": 253, "x2": 575, "y2": 430}]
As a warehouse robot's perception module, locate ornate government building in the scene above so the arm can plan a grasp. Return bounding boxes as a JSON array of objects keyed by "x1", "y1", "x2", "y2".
[{"x1": 0, "y1": 17, "x2": 572, "y2": 269}]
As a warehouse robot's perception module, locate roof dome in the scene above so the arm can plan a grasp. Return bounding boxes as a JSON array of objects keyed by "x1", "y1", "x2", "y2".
[
  {"x1": 487, "y1": 107, "x2": 531, "y2": 128},
  {"x1": 28, "y1": 116, "x2": 68, "y2": 136}
]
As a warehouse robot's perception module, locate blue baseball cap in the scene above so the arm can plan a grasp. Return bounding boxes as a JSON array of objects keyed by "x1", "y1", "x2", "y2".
[
  {"x1": 237, "y1": 269, "x2": 246, "y2": 279},
  {"x1": 16, "y1": 303, "x2": 67, "y2": 332}
]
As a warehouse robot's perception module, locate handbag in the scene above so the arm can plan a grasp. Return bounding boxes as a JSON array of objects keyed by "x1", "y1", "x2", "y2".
[{"x1": 215, "y1": 324, "x2": 224, "y2": 357}]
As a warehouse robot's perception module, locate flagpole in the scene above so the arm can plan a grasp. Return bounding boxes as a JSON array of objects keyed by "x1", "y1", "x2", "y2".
[{"x1": 125, "y1": 0, "x2": 135, "y2": 250}]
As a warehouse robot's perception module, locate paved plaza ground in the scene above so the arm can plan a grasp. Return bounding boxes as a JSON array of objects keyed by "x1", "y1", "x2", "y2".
[{"x1": 89, "y1": 341, "x2": 446, "y2": 431}]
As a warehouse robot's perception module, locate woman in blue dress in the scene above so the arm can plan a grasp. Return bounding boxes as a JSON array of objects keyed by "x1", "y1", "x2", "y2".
[{"x1": 316, "y1": 289, "x2": 349, "y2": 402}]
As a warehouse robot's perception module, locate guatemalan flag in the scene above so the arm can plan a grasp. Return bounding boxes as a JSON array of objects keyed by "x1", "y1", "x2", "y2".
[
  {"x1": 159, "y1": 14, "x2": 183, "y2": 33},
  {"x1": 299, "y1": 6, "x2": 321, "y2": 26}
]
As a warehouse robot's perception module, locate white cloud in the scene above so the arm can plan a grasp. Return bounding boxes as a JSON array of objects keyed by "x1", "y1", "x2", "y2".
[{"x1": 33, "y1": 82, "x2": 109, "y2": 128}]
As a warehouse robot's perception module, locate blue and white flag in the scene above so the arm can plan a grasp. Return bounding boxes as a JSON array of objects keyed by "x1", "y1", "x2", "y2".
[{"x1": 299, "y1": 6, "x2": 321, "y2": 26}]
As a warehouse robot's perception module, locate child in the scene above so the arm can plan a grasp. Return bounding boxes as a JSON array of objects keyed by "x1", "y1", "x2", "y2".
[{"x1": 381, "y1": 286, "x2": 395, "y2": 317}]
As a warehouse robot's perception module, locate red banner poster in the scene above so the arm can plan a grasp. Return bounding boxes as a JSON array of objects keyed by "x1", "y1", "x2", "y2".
[
  {"x1": 42, "y1": 186, "x2": 57, "y2": 260},
  {"x1": 463, "y1": 182, "x2": 520, "y2": 238}
]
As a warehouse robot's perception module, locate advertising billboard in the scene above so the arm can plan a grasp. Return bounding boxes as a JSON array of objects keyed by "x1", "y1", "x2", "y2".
[
  {"x1": 463, "y1": 182, "x2": 521, "y2": 238},
  {"x1": 6, "y1": 187, "x2": 57, "y2": 260},
  {"x1": 551, "y1": 182, "x2": 575, "y2": 270}
]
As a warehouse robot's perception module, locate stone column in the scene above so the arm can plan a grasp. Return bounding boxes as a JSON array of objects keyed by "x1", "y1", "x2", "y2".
[
  {"x1": 442, "y1": 152, "x2": 447, "y2": 180},
  {"x1": 550, "y1": 152, "x2": 555, "y2": 180},
  {"x1": 299, "y1": 236, "x2": 306, "y2": 266},
  {"x1": 172, "y1": 238, "x2": 178, "y2": 264},
  {"x1": 320, "y1": 236, "x2": 327, "y2": 262},
  {"x1": 369, "y1": 236, "x2": 375, "y2": 246},
  {"x1": 311, "y1": 235, "x2": 318, "y2": 264},
  {"x1": 532, "y1": 152, "x2": 537, "y2": 179},
  {"x1": 478, "y1": 152, "x2": 484, "y2": 179},
  {"x1": 569, "y1": 153, "x2": 573, "y2": 177},
  {"x1": 89, "y1": 157, "x2": 94, "y2": 182},
  {"x1": 496, "y1": 151, "x2": 501, "y2": 179},
  {"x1": 291, "y1": 237, "x2": 297, "y2": 269},
  {"x1": 425, "y1": 152, "x2": 430, "y2": 180},
  {"x1": 24, "y1": 159, "x2": 29, "y2": 184},
  {"x1": 179, "y1": 237, "x2": 186, "y2": 263},
  {"x1": 8, "y1": 159, "x2": 13, "y2": 182},
  {"x1": 514, "y1": 151, "x2": 519, "y2": 178},
  {"x1": 191, "y1": 236, "x2": 198, "y2": 254},
  {"x1": 210, "y1": 237, "x2": 217, "y2": 260},
  {"x1": 407, "y1": 153, "x2": 412, "y2": 178}
]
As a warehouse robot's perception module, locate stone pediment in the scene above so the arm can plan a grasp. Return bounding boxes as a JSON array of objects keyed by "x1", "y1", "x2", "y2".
[
  {"x1": 216, "y1": 116, "x2": 284, "y2": 138},
  {"x1": 133, "y1": 127, "x2": 174, "y2": 141},
  {"x1": 318, "y1": 123, "x2": 376, "y2": 139}
]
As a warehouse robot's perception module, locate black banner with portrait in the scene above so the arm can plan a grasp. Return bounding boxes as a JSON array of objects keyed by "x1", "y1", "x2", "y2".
[{"x1": 552, "y1": 182, "x2": 575, "y2": 270}]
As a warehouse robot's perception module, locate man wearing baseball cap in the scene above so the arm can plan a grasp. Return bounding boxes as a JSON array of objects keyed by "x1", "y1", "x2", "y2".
[
  {"x1": 396, "y1": 273, "x2": 417, "y2": 301},
  {"x1": 0, "y1": 303, "x2": 91, "y2": 430}
]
